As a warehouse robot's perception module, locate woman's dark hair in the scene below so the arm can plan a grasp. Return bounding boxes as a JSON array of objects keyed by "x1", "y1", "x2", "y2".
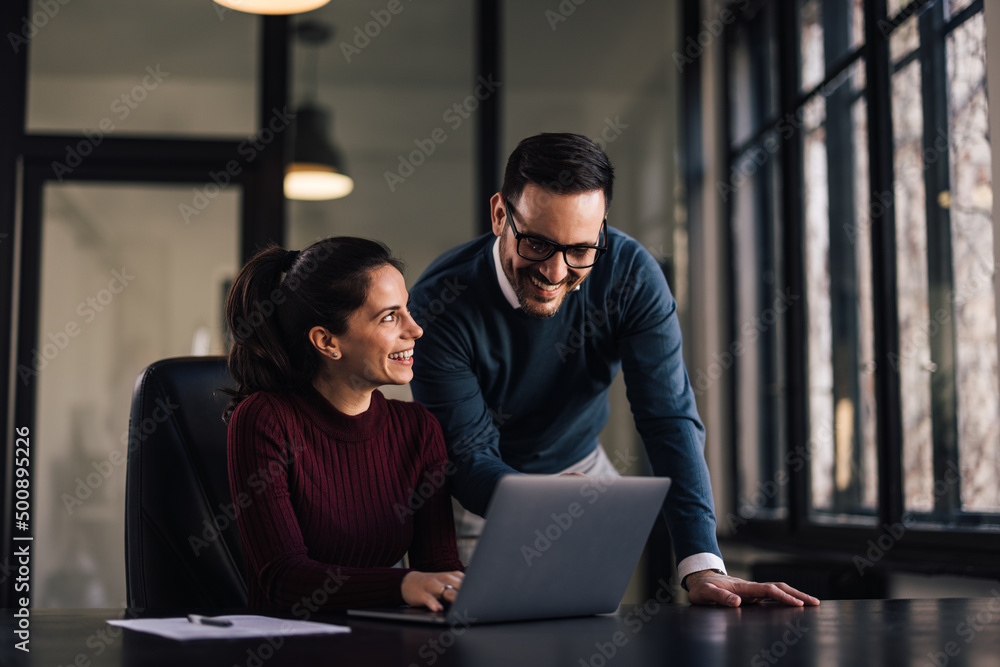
[
  {"x1": 500, "y1": 132, "x2": 615, "y2": 214},
  {"x1": 223, "y1": 236, "x2": 403, "y2": 420}
]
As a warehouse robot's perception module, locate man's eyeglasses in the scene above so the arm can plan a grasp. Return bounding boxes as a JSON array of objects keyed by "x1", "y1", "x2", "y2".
[{"x1": 503, "y1": 198, "x2": 607, "y2": 269}]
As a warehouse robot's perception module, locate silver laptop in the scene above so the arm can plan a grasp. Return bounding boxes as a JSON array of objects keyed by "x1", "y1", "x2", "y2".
[{"x1": 347, "y1": 474, "x2": 671, "y2": 625}]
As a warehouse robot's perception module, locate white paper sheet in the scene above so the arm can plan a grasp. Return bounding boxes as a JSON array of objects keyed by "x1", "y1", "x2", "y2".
[{"x1": 106, "y1": 615, "x2": 351, "y2": 642}]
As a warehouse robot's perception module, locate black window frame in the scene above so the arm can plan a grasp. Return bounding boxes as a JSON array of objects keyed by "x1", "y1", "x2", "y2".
[{"x1": 711, "y1": 0, "x2": 1000, "y2": 578}]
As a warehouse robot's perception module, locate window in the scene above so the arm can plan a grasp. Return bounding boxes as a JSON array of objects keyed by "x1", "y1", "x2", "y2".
[{"x1": 720, "y1": 0, "x2": 1000, "y2": 571}]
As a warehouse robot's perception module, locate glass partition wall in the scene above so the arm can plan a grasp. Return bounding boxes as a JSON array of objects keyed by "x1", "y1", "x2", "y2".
[{"x1": 20, "y1": 0, "x2": 254, "y2": 607}]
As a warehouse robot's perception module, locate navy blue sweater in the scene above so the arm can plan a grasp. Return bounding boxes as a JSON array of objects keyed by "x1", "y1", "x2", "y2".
[{"x1": 409, "y1": 228, "x2": 721, "y2": 564}]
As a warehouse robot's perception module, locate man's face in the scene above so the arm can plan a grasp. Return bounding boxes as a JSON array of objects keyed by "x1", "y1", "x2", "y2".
[{"x1": 491, "y1": 184, "x2": 606, "y2": 319}]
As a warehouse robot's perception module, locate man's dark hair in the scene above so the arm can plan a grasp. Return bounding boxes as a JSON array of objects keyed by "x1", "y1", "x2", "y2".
[{"x1": 500, "y1": 132, "x2": 615, "y2": 214}]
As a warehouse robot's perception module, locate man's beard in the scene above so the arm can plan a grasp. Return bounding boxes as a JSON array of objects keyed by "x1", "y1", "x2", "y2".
[{"x1": 499, "y1": 233, "x2": 580, "y2": 319}]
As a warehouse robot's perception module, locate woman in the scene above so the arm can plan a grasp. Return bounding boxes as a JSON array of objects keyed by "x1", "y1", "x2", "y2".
[{"x1": 224, "y1": 237, "x2": 463, "y2": 612}]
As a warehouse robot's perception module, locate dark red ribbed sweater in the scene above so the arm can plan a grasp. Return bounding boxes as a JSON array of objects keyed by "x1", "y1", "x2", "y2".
[{"x1": 227, "y1": 386, "x2": 463, "y2": 611}]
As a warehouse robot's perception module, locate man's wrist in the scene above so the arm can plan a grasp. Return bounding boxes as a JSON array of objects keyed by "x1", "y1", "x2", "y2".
[{"x1": 681, "y1": 568, "x2": 726, "y2": 592}]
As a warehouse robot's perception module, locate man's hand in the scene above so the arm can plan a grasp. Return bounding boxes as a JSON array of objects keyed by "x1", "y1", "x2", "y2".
[{"x1": 684, "y1": 570, "x2": 820, "y2": 607}]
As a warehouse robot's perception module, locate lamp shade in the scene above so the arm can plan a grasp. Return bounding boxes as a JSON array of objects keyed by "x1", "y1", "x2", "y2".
[
  {"x1": 285, "y1": 105, "x2": 354, "y2": 200},
  {"x1": 213, "y1": 0, "x2": 330, "y2": 15}
]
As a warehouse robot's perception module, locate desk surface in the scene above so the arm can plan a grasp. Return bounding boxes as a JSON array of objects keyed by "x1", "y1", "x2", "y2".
[{"x1": 4, "y1": 598, "x2": 1000, "y2": 666}]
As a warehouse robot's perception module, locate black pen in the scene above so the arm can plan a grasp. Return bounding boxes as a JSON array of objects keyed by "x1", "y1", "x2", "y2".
[{"x1": 187, "y1": 614, "x2": 233, "y2": 627}]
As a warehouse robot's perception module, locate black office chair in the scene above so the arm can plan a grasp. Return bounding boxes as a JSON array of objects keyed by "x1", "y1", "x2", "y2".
[{"x1": 125, "y1": 356, "x2": 248, "y2": 611}]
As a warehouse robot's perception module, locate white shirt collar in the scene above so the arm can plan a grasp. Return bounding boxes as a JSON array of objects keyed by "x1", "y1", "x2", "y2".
[{"x1": 492, "y1": 236, "x2": 522, "y2": 310}]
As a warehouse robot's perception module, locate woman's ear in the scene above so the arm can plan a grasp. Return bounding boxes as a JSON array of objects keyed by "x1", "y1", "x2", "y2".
[{"x1": 308, "y1": 325, "x2": 341, "y2": 360}]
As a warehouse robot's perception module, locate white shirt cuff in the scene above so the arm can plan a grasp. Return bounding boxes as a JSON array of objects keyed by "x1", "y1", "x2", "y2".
[{"x1": 677, "y1": 553, "x2": 727, "y2": 583}]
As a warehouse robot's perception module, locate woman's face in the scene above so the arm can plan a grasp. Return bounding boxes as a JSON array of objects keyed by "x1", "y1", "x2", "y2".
[{"x1": 334, "y1": 265, "x2": 423, "y2": 389}]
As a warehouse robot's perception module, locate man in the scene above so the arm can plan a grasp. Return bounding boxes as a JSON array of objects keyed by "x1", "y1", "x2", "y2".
[{"x1": 409, "y1": 133, "x2": 817, "y2": 607}]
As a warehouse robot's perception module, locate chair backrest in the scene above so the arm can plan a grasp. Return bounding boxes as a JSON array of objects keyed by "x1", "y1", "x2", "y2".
[{"x1": 125, "y1": 356, "x2": 247, "y2": 610}]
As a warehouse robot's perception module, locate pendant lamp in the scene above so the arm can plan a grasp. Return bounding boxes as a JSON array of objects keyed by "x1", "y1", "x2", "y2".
[
  {"x1": 213, "y1": 0, "x2": 330, "y2": 15},
  {"x1": 285, "y1": 21, "x2": 354, "y2": 200}
]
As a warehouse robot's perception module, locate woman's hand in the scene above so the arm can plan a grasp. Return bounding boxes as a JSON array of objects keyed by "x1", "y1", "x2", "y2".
[{"x1": 401, "y1": 570, "x2": 465, "y2": 612}]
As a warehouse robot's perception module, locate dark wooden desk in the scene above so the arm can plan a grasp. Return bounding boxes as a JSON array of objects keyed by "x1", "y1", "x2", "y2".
[{"x1": 4, "y1": 598, "x2": 1000, "y2": 666}]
